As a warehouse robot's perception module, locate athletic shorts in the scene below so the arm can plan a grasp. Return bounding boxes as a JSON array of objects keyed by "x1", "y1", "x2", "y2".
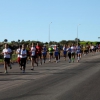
[
  {"x1": 77, "y1": 50, "x2": 81, "y2": 54},
  {"x1": 42, "y1": 53, "x2": 46, "y2": 56},
  {"x1": 71, "y1": 52, "x2": 75, "y2": 56},
  {"x1": 37, "y1": 53, "x2": 42, "y2": 58},
  {"x1": 49, "y1": 53, "x2": 53, "y2": 56},
  {"x1": 63, "y1": 51, "x2": 67, "y2": 55},
  {"x1": 31, "y1": 56, "x2": 36, "y2": 59},
  {"x1": 84, "y1": 50, "x2": 88, "y2": 53},
  {"x1": 90, "y1": 49, "x2": 93, "y2": 52},
  {"x1": 4, "y1": 58, "x2": 10, "y2": 64},
  {"x1": 55, "y1": 52, "x2": 58, "y2": 56},
  {"x1": 77, "y1": 52, "x2": 81, "y2": 54}
]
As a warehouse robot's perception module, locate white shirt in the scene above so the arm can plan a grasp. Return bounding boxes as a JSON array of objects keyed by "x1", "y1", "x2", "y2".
[
  {"x1": 91, "y1": 46, "x2": 94, "y2": 49},
  {"x1": 63, "y1": 47, "x2": 67, "y2": 51},
  {"x1": 20, "y1": 49, "x2": 27, "y2": 58},
  {"x1": 71, "y1": 46, "x2": 76, "y2": 53},
  {"x1": 17, "y1": 48, "x2": 21, "y2": 57},
  {"x1": 2, "y1": 48, "x2": 12, "y2": 58},
  {"x1": 31, "y1": 47, "x2": 36, "y2": 56}
]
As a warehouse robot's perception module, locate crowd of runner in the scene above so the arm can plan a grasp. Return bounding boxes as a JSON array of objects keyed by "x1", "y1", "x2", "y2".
[{"x1": 1, "y1": 43, "x2": 100, "y2": 73}]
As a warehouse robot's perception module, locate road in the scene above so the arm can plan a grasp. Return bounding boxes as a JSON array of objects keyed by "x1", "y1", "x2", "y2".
[{"x1": 0, "y1": 53, "x2": 100, "y2": 100}]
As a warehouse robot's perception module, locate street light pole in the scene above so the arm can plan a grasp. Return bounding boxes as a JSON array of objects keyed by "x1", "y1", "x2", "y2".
[
  {"x1": 77, "y1": 24, "x2": 81, "y2": 46},
  {"x1": 49, "y1": 22, "x2": 52, "y2": 46}
]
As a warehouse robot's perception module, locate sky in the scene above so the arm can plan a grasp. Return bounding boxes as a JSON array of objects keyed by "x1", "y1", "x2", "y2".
[{"x1": 0, "y1": 0, "x2": 100, "y2": 43}]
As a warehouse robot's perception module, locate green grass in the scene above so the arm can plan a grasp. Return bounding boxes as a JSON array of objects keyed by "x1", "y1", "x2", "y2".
[{"x1": 0, "y1": 54, "x2": 17, "y2": 62}]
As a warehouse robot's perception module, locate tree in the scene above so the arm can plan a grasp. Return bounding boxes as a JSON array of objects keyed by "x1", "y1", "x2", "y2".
[
  {"x1": 44, "y1": 42, "x2": 48, "y2": 45},
  {"x1": 21, "y1": 39, "x2": 25, "y2": 44},
  {"x1": 59, "y1": 40, "x2": 67, "y2": 45},
  {"x1": 18, "y1": 39, "x2": 20, "y2": 43},
  {"x1": 26, "y1": 40, "x2": 31, "y2": 45},
  {"x1": 11, "y1": 41, "x2": 15, "y2": 45},
  {"x1": 4, "y1": 39, "x2": 8, "y2": 43},
  {"x1": 49, "y1": 41, "x2": 57, "y2": 45},
  {"x1": 75, "y1": 38, "x2": 80, "y2": 42}
]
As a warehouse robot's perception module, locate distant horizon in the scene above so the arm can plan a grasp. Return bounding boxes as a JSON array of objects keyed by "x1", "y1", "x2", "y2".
[{"x1": 1, "y1": 39, "x2": 100, "y2": 43}]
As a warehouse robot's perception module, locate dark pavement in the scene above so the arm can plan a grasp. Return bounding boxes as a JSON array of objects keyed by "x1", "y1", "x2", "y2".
[{"x1": 0, "y1": 53, "x2": 100, "y2": 100}]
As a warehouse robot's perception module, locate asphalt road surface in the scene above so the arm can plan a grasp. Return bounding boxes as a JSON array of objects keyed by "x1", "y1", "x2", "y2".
[{"x1": 0, "y1": 53, "x2": 100, "y2": 100}]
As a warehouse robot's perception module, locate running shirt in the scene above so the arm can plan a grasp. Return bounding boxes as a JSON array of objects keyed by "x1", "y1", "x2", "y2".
[
  {"x1": 20, "y1": 49, "x2": 27, "y2": 58},
  {"x1": 54, "y1": 47, "x2": 59, "y2": 52},
  {"x1": 17, "y1": 48, "x2": 21, "y2": 57},
  {"x1": 26, "y1": 47, "x2": 30, "y2": 55},
  {"x1": 36, "y1": 45, "x2": 42, "y2": 54},
  {"x1": 42, "y1": 47, "x2": 47, "y2": 54},
  {"x1": 86, "y1": 45, "x2": 89, "y2": 50},
  {"x1": 98, "y1": 44, "x2": 100, "y2": 49},
  {"x1": 48, "y1": 47, "x2": 53, "y2": 53},
  {"x1": 67, "y1": 47, "x2": 71, "y2": 53},
  {"x1": 54, "y1": 47, "x2": 59, "y2": 56},
  {"x1": 63, "y1": 47, "x2": 67, "y2": 51},
  {"x1": 2, "y1": 48, "x2": 12, "y2": 58},
  {"x1": 76, "y1": 46, "x2": 81, "y2": 53},
  {"x1": 71, "y1": 46, "x2": 76, "y2": 53},
  {"x1": 96, "y1": 45, "x2": 98, "y2": 49},
  {"x1": 26, "y1": 47, "x2": 30, "y2": 51},
  {"x1": 58, "y1": 47, "x2": 60, "y2": 53},
  {"x1": 90, "y1": 45, "x2": 94, "y2": 50},
  {"x1": 63, "y1": 47, "x2": 67, "y2": 55},
  {"x1": 31, "y1": 47, "x2": 36, "y2": 56},
  {"x1": 83, "y1": 46, "x2": 86, "y2": 51}
]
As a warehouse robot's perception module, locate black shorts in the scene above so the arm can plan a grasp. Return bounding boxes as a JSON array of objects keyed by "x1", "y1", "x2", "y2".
[
  {"x1": 4, "y1": 58, "x2": 10, "y2": 64},
  {"x1": 36, "y1": 53, "x2": 42, "y2": 58},
  {"x1": 39, "y1": 53, "x2": 42, "y2": 57},
  {"x1": 71, "y1": 52, "x2": 75, "y2": 56},
  {"x1": 31, "y1": 56, "x2": 36, "y2": 59},
  {"x1": 49, "y1": 53, "x2": 53, "y2": 56}
]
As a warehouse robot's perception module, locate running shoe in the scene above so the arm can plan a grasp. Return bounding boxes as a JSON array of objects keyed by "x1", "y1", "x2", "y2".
[
  {"x1": 4, "y1": 70, "x2": 8, "y2": 74},
  {"x1": 37, "y1": 62, "x2": 38, "y2": 66},
  {"x1": 22, "y1": 70, "x2": 25, "y2": 73},
  {"x1": 56, "y1": 61, "x2": 58, "y2": 63},
  {"x1": 9, "y1": 65, "x2": 12, "y2": 69},
  {"x1": 31, "y1": 68, "x2": 34, "y2": 70},
  {"x1": 41, "y1": 62, "x2": 42, "y2": 65},
  {"x1": 20, "y1": 67, "x2": 22, "y2": 70}
]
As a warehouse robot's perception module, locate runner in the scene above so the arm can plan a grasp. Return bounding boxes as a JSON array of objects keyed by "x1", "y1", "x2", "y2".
[
  {"x1": 63, "y1": 44, "x2": 67, "y2": 61},
  {"x1": 20, "y1": 44, "x2": 27, "y2": 73},
  {"x1": 16, "y1": 45, "x2": 22, "y2": 69},
  {"x1": 90, "y1": 44, "x2": 95, "y2": 55},
  {"x1": 36, "y1": 42, "x2": 42, "y2": 65},
  {"x1": 67, "y1": 45, "x2": 72, "y2": 63},
  {"x1": 9, "y1": 45, "x2": 13, "y2": 64},
  {"x1": 82, "y1": 45, "x2": 86, "y2": 56},
  {"x1": 98, "y1": 44, "x2": 100, "y2": 52},
  {"x1": 42, "y1": 45, "x2": 47, "y2": 63},
  {"x1": 54, "y1": 45, "x2": 59, "y2": 63},
  {"x1": 48, "y1": 46, "x2": 53, "y2": 62},
  {"x1": 95, "y1": 44, "x2": 98, "y2": 53},
  {"x1": 26, "y1": 45, "x2": 31, "y2": 63},
  {"x1": 76, "y1": 44, "x2": 82, "y2": 62},
  {"x1": 71, "y1": 44, "x2": 76, "y2": 62},
  {"x1": 58, "y1": 45, "x2": 61, "y2": 62},
  {"x1": 30, "y1": 43, "x2": 36, "y2": 70},
  {"x1": 85, "y1": 44, "x2": 89, "y2": 54},
  {"x1": 2, "y1": 44, "x2": 12, "y2": 73}
]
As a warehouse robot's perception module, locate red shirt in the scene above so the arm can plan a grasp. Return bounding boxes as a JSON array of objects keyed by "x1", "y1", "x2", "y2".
[{"x1": 36, "y1": 45, "x2": 42, "y2": 54}]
